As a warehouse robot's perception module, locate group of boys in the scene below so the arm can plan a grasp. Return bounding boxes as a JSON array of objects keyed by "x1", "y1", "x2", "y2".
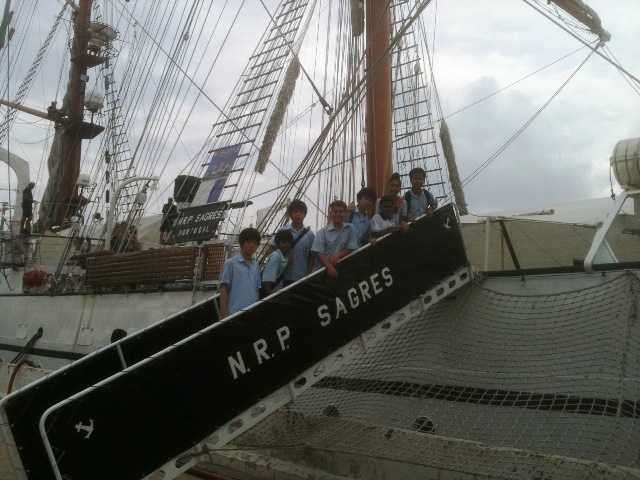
[{"x1": 218, "y1": 167, "x2": 437, "y2": 319}]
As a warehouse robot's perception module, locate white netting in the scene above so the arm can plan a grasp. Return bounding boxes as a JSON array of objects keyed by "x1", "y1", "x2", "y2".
[{"x1": 227, "y1": 271, "x2": 640, "y2": 479}]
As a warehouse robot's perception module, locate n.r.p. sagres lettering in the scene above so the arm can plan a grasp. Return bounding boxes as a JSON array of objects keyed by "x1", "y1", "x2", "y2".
[
  {"x1": 228, "y1": 326, "x2": 290, "y2": 380},
  {"x1": 317, "y1": 267, "x2": 392, "y2": 326}
]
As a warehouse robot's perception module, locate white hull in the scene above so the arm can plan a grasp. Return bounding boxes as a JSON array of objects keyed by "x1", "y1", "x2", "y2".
[{"x1": 0, "y1": 287, "x2": 217, "y2": 372}]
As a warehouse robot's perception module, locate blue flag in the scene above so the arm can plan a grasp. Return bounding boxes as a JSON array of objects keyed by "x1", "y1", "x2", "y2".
[{"x1": 205, "y1": 144, "x2": 241, "y2": 203}]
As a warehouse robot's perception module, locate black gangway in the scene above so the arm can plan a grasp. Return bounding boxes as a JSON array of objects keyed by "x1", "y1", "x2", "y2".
[{"x1": 1, "y1": 204, "x2": 470, "y2": 480}]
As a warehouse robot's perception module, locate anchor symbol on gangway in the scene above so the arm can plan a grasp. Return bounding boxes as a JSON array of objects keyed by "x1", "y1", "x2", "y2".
[
  {"x1": 75, "y1": 419, "x2": 94, "y2": 439},
  {"x1": 443, "y1": 217, "x2": 451, "y2": 229}
]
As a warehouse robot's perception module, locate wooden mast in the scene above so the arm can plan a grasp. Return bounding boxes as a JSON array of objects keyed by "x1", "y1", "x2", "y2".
[
  {"x1": 365, "y1": 0, "x2": 392, "y2": 201},
  {"x1": 55, "y1": 0, "x2": 93, "y2": 229},
  {"x1": 36, "y1": 0, "x2": 104, "y2": 230},
  {"x1": 1, "y1": 0, "x2": 106, "y2": 232}
]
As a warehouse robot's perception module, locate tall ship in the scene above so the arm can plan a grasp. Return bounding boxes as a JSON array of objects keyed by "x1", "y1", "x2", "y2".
[{"x1": 0, "y1": 1, "x2": 639, "y2": 479}]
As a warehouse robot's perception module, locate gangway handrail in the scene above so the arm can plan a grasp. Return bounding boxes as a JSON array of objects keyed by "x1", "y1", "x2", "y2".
[{"x1": 39, "y1": 266, "x2": 472, "y2": 480}]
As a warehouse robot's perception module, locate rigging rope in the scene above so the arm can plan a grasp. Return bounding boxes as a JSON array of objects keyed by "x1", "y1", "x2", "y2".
[
  {"x1": 460, "y1": 46, "x2": 600, "y2": 192},
  {"x1": 249, "y1": 0, "x2": 433, "y2": 232},
  {"x1": 440, "y1": 45, "x2": 587, "y2": 121}
]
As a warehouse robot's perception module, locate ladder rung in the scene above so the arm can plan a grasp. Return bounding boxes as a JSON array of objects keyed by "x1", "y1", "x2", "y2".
[
  {"x1": 395, "y1": 43, "x2": 416, "y2": 52},
  {"x1": 393, "y1": 126, "x2": 433, "y2": 139},
  {"x1": 212, "y1": 109, "x2": 267, "y2": 128},
  {"x1": 394, "y1": 115, "x2": 432, "y2": 125},
  {"x1": 244, "y1": 66, "x2": 282, "y2": 83},
  {"x1": 237, "y1": 81, "x2": 277, "y2": 97},
  {"x1": 394, "y1": 85, "x2": 423, "y2": 96},
  {"x1": 394, "y1": 73, "x2": 420, "y2": 82},
  {"x1": 276, "y1": 2, "x2": 306, "y2": 19},
  {"x1": 231, "y1": 94, "x2": 272, "y2": 110},
  {"x1": 271, "y1": 15, "x2": 303, "y2": 32},
  {"x1": 214, "y1": 138, "x2": 255, "y2": 148},
  {"x1": 216, "y1": 123, "x2": 261, "y2": 138},
  {"x1": 397, "y1": 141, "x2": 436, "y2": 151},
  {"x1": 251, "y1": 53, "x2": 288, "y2": 71},
  {"x1": 263, "y1": 27, "x2": 298, "y2": 44},
  {"x1": 395, "y1": 103, "x2": 422, "y2": 110},
  {"x1": 249, "y1": 42, "x2": 292, "y2": 61},
  {"x1": 392, "y1": 59, "x2": 418, "y2": 69},
  {"x1": 397, "y1": 157, "x2": 439, "y2": 167}
]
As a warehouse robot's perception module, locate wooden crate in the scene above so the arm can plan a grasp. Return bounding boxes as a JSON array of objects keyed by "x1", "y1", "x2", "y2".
[{"x1": 86, "y1": 246, "x2": 197, "y2": 287}]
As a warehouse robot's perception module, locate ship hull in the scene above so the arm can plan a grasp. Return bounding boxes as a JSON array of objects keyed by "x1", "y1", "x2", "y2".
[{"x1": 0, "y1": 288, "x2": 219, "y2": 372}]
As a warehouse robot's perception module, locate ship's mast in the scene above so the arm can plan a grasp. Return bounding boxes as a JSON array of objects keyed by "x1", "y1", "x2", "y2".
[
  {"x1": 365, "y1": 0, "x2": 393, "y2": 202},
  {"x1": 0, "y1": 0, "x2": 104, "y2": 232},
  {"x1": 20, "y1": 0, "x2": 107, "y2": 232},
  {"x1": 57, "y1": 0, "x2": 93, "y2": 229},
  {"x1": 3, "y1": 0, "x2": 108, "y2": 232}
]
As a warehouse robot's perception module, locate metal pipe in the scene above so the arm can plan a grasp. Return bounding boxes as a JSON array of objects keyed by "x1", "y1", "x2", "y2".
[{"x1": 104, "y1": 175, "x2": 157, "y2": 249}]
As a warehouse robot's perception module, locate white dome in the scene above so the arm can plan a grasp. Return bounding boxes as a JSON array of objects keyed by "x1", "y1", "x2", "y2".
[
  {"x1": 76, "y1": 173, "x2": 92, "y2": 187},
  {"x1": 611, "y1": 138, "x2": 640, "y2": 190},
  {"x1": 84, "y1": 90, "x2": 104, "y2": 113},
  {"x1": 135, "y1": 192, "x2": 148, "y2": 205}
]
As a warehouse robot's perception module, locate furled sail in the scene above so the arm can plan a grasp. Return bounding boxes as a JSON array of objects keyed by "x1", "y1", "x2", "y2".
[
  {"x1": 255, "y1": 57, "x2": 301, "y2": 174},
  {"x1": 439, "y1": 119, "x2": 467, "y2": 215}
]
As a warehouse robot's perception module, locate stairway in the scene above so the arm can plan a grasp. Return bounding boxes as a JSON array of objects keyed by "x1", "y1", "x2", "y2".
[{"x1": 1, "y1": 204, "x2": 469, "y2": 480}]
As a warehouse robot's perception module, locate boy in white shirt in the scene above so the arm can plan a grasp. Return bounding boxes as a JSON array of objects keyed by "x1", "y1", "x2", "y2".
[
  {"x1": 262, "y1": 229, "x2": 294, "y2": 296},
  {"x1": 311, "y1": 200, "x2": 359, "y2": 277},
  {"x1": 371, "y1": 195, "x2": 400, "y2": 239},
  {"x1": 219, "y1": 228, "x2": 262, "y2": 319},
  {"x1": 267, "y1": 199, "x2": 315, "y2": 285}
]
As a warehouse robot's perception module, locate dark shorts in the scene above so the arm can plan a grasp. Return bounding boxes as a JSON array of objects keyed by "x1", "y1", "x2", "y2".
[
  {"x1": 159, "y1": 220, "x2": 172, "y2": 232},
  {"x1": 22, "y1": 202, "x2": 33, "y2": 217}
]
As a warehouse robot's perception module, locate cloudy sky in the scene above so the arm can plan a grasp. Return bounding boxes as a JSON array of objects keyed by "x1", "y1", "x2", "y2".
[
  {"x1": 0, "y1": 0, "x2": 639, "y2": 223},
  {"x1": 221, "y1": 0, "x2": 640, "y2": 219},
  {"x1": 430, "y1": 0, "x2": 640, "y2": 214}
]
